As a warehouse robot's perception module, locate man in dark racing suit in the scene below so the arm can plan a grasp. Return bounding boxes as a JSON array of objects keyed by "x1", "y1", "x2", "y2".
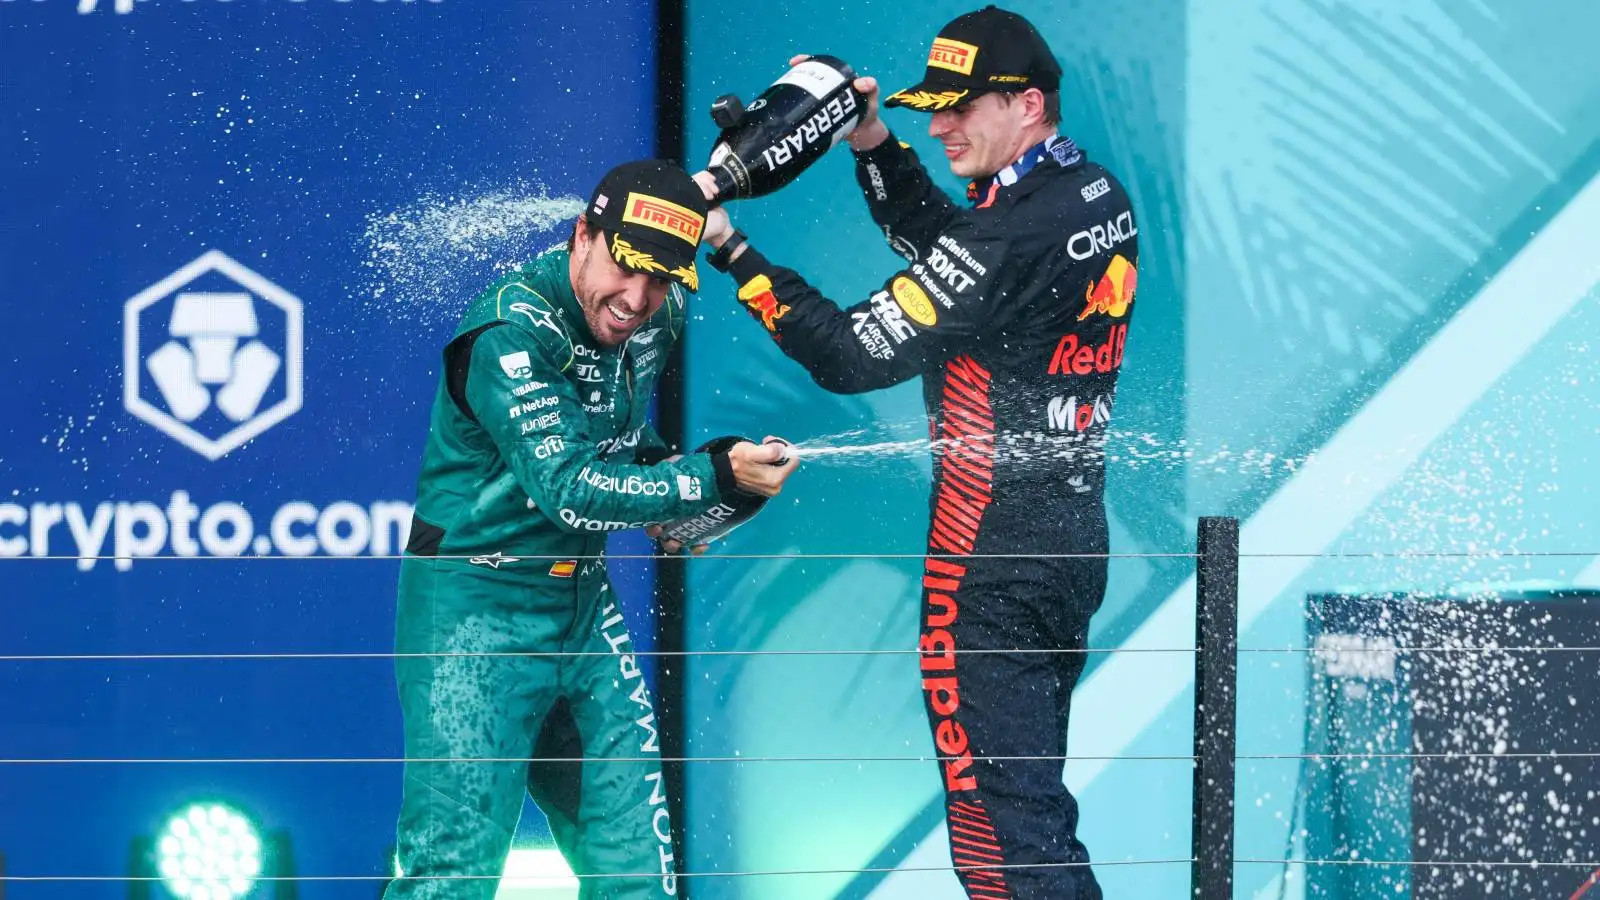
[{"x1": 692, "y1": 7, "x2": 1137, "y2": 899}]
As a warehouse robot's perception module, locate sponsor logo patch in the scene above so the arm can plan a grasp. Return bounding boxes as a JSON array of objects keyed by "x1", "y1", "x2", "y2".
[
  {"x1": 869, "y1": 291, "x2": 918, "y2": 343},
  {"x1": 1066, "y1": 212, "x2": 1138, "y2": 261},
  {"x1": 469, "y1": 551, "x2": 520, "y2": 569},
  {"x1": 1048, "y1": 324, "x2": 1128, "y2": 376},
  {"x1": 124, "y1": 251, "x2": 303, "y2": 460},
  {"x1": 927, "y1": 37, "x2": 978, "y2": 75},
  {"x1": 1046, "y1": 393, "x2": 1113, "y2": 432},
  {"x1": 891, "y1": 276, "x2": 938, "y2": 327},
  {"x1": 737, "y1": 274, "x2": 790, "y2": 332},
  {"x1": 622, "y1": 192, "x2": 705, "y2": 246},
  {"x1": 1079, "y1": 254, "x2": 1137, "y2": 321},
  {"x1": 499, "y1": 351, "x2": 532, "y2": 379},
  {"x1": 852, "y1": 311, "x2": 895, "y2": 360}
]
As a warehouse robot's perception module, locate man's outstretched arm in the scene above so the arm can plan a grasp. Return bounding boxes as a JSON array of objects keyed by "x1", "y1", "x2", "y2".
[
  {"x1": 704, "y1": 210, "x2": 1029, "y2": 395},
  {"x1": 456, "y1": 324, "x2": 793, "y2": 531}
]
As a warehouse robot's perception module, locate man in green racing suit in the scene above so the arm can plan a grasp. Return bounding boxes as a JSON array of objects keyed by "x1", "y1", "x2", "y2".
[{"x1": 384, "y1": 160, "x2": 798, "y2": 900}]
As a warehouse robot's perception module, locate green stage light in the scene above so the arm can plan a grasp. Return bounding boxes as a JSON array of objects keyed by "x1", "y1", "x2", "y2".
[{"x1": 154, "y1": 802, "x2": 263, "y2": 900}]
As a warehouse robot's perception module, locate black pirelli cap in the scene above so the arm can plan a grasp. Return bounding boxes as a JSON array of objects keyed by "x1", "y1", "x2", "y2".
[
  {"x1": 883, "y1": 5, "x2": 1062, "y2": 112},
  {"x1": 586, "y1": 160, "x2": 708, "y2": 292}
]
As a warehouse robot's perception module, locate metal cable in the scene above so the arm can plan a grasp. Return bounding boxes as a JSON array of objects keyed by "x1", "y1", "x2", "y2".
[
  {"x1": 0, "y1": 647, "x2": 1191, "y2": 661},
  {"x1": 1239, "y1": 550, "x2": 1600, "y2": 559},
  {"x1": 13, "y1": 644, "x2": 1600, "y2": 662},
  {"x1": 6, "y1": 548, "x2": 1597, "y2": 561},
  {"x1": 1239, "y1": 645, "x2": 1600, "y2": 654},
  {"x1": 1241, "y1": 750, "x2": 1600, "y2": 761},
  {"x1": 0, "y1": 857, "x2": 1193, "y2": 882},
  {"x1": 0, "y1": 753, "x2": 1197, "y2": 765},
  {"x1": 9, "y1": 750, "x2": 1600, "y2": 765},
  {"x1": 0, "y1": 551, "x2": 1194, "y2": 561},
  {"x1": 10, "y1": 857, "x2": 1600, "y2": 880},
  {"x1": 1239, "y1": 859, "x2": 1600, "y2": 868}
]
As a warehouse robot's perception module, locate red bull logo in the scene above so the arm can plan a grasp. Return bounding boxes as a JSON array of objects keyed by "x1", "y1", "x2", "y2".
[
  {"x1": 922, "y1": 556, "x2": 979, "y2": 792},
  {"x1": 1048, "y1": 324, "x2": 1127, "y2": 376},
  {"x1": 736, "y1": 274, "x2": 789, "y2": 332},
  {"x1": 1078, "y1": 253, "x2": 1136, "y2": 321}
]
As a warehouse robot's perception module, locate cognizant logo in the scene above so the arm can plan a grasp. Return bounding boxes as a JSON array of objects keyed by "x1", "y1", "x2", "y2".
[{"x1": 0, "y1": 492, "x2": 414, "y2": 572}]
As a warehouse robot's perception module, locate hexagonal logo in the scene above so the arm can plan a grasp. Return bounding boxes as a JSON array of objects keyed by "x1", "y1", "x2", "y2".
[{"x1": 123, "y1": 250, "x2": 303, "y2": 460}]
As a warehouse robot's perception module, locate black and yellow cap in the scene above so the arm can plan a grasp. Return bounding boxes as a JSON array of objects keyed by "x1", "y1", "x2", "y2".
[
  {"x1": 586, "y1": 160, "x2": 708, "y2": 292},
  {"x1": 883, "y1": 5, "x2": 1063, "y2": 113}
]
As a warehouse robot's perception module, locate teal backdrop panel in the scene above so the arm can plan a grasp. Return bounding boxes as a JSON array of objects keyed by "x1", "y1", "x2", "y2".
[
  {"x1": 681, "y1": 1, "x2": 1600, "y2": 899},
  {"x1": 681, "y1": 1, "x2": 1187, "y2": 898}
]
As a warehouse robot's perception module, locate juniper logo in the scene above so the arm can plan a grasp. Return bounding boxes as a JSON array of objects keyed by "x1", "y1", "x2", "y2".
[{"x1": 124, "y1": 250, "x2": 304, "y2": 460}]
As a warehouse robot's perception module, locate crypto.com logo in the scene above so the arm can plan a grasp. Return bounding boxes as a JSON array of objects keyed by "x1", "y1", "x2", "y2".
[{"x1": 123, "y1": 250, "x2": 303, "y2": 460}]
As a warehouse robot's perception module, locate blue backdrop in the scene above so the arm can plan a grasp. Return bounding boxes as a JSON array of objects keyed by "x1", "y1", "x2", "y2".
[{"x1": 0, "y1": 0, "x2": 663, "y2": 895}]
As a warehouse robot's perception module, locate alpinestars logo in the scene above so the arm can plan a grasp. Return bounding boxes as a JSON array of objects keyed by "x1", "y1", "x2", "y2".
[{"x1": 124, "y1": 250, "x2": 303, "y2": 461}]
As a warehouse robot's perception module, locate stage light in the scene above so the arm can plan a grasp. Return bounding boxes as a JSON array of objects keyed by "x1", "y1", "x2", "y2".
[{"x1": 153, "y1": 803, "x2": 262, "y2": 900}]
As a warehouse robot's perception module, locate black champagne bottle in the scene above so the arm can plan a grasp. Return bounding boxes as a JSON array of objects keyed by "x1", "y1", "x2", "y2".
[{"x1": 704, "y1": 55, "x2": 866, "y2": 202}]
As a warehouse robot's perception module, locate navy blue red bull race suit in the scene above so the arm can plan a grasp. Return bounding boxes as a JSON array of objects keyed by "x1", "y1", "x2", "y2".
[{"x1": 716, "y1": 132, "x2": 1137, "y2": 900}]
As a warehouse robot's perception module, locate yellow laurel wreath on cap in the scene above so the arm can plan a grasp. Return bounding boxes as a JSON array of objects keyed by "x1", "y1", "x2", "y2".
[
  {"x1": 887, "y1": 88, "x2": 969, "y2": 111},
  {"x1": 669, "y1": 265, "x2": 699, "y2": 292},
  {"x1": 610, "y1": 234, "x2": 666, "y2": 274}
]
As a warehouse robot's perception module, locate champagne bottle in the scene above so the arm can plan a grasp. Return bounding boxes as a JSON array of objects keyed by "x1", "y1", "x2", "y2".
[
  {"x1": 703, "y1": 55, "x2": 866, "y2": 202},
  {"x1": 656, "y1": 435, "x2": 789, "y2": 548}
]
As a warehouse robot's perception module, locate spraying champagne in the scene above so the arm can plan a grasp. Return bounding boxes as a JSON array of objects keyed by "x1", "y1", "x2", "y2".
[
  {"x1": 654, "y1": 435, "x2": 791, "y2": 548},
  {"x1": 702, "y1": 55, "x2": 867, "y2": 202}
]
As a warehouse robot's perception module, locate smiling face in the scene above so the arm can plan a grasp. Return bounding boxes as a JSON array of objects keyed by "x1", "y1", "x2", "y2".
[
  {"x1": 569, "y1": 218, "x2": 671, "y2": 347},
  {"x1": 927, "y1": 89, "x2": 1046, "y2": 180}
]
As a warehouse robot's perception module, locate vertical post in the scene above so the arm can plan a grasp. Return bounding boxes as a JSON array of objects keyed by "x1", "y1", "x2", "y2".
[
  {"x1": 1192, "y1": 516, "x2": 1239, "y2": 899},
  {"x1": 125, "y1": 837, "x2": 152, "y2": 900},
  {"x1": 270, "y1": 830, "x2": 299, "y2": 900},
  {"x1": 652, "y1": 0, "x2": 692, "y2": 884}
]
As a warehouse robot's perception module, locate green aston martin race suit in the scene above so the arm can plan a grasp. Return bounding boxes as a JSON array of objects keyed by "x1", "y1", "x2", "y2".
[{"x1": 384, "y1": 248, "x2": 728, "y2": 900}]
